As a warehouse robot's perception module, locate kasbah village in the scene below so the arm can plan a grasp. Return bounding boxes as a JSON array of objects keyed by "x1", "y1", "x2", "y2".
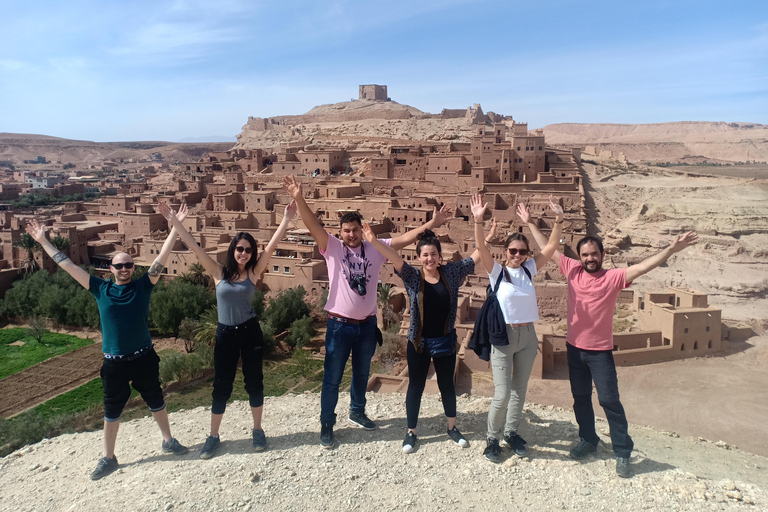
[{"x1": 1, "y1": 85, "x2": 768, "y2": 509}]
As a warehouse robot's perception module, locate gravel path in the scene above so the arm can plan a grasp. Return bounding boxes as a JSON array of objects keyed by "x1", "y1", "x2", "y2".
[{"x1": 1, "y1": 393, "x2": 766, "y2": 511}]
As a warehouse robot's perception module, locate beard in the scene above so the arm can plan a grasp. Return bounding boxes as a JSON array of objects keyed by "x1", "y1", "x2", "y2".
[{"x1": 582, "y1": 260, "x2": 602, "y2": 273}]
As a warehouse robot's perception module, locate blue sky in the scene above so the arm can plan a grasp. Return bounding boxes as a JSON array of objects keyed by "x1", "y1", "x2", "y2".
[{"x1": 1, "y1": 0, "x2": 766, "y2": 141}]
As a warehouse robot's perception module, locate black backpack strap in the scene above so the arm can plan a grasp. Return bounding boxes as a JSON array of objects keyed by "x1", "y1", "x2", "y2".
[
  {"x1": 492, "y1": 269, "x2": 504, "y2": 293},
  {"x1": 521, "y1": 264, "x2": 532, "y2": 283}
]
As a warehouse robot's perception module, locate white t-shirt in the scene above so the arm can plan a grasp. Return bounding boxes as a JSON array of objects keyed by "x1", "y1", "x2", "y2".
[{"x1": 488, "y1": 259, "x2": 539, "y2": 324}]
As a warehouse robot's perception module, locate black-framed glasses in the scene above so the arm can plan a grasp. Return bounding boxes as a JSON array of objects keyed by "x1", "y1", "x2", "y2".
[
  {"x1": 112, "y1": 262, "x2": 134, "y2": 270},
  {"x1": 235, "y1": 246, "x2": 253, "y2": 254},
  {"x1": 507, "y1": 248, "x2": 529, "y2": 256}
]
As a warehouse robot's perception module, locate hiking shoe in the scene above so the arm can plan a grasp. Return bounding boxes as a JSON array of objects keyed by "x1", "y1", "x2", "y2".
[
  {"x1": 320, "y1": 424, "x2": 335, "y2": 449},
  {"x1": 89, "y1": 456, "x2": 118, "y2": 480},
  {"x1": 483, "y1": 438, "x2": 501, "y2": 463},
  {"x1": 447, "y1": 427, "x2": 469, "y2": 448},
  {"x1": 199, "y1": 435, "x2": 220, "y2": 459},
  {"x1": 402, "y1": 432, "x2": 417, "y2": 454},
  {"x1": 616, "y1": 457, "x2": 632, "y2": 478},
  {"x1": 161, "y1": 437, "x2": 189, "y2": 455},
  {"x1": 569, "y1": 438, "x2": 598, "y2": 460},
  {"x1": 503, "y1": 432, "x2": 528, "y2": 457},
  {"x1": 348, "y1": 411, "x2": 377, "y2": 430},
  {"x1": 252, "y1": 429, "x2": 267, "y2": 452}
]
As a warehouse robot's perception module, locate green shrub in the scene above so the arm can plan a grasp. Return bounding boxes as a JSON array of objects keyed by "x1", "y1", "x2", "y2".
[
  {"x1": 286, "y1": 316, "x2": 317, "y2": 349},
  {"x1": 262, "y1": 286, "x2": 310, "y2": 336},
  {"x1": 149, "y1": 279, "x2": 215, "y2": 335}
]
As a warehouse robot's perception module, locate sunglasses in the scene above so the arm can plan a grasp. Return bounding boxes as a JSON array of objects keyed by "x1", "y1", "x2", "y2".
[
  {"x1": 507, "y1": 248, "x2": 529, "y2": 256},
  {"x1": 111, "y1": 262, "x2": 134, "y2": 270},
  {"x1": 235, "y1": 246, "x2": 253, "y2": 254}
]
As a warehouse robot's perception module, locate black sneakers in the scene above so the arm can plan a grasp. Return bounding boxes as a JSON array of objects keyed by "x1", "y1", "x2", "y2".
[
  {"x1": 161, "y1": 437, "x2": 189, "y2": 455},
  {"x1": 569, "y1": 438, "x2": 598, "y2": 460},
  {"x1": 89, "y1": 456, "x2": 118, "y2": 480},
  {"x1": 348, "y1": 411, "x2": 377, "y2": 430},
  {"x1": 252, "y1": 429, "x2": 267, "y2": 452},
  {"x1": 200, "y1": 435, "x2": 220, "y2": 459},
  {"x1": 320, "y1": 424, "x2": 335, "y2": 449},
  {"x1": 616, "y1": 457, "x2": 632, "y2": 478},
  {"x1": 447, "y1": 427, "x2": 469, "y2": 448},
  {"x1": 402, "y1": 432, "x2": 417, "y2": 453},
  {"x1": 503, "y1": 432, "x2": 527, "y2": 457},
  {"x1": 483, "y1": 438, "x2": 501, "y2": 463}
]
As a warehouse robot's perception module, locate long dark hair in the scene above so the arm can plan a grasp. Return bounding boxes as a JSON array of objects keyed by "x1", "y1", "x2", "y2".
[
  {"x1": 503, "y1": 233, "x2": 530, "y2": 282},
  {"x1": 222, "y1": 232, "x2": 258, "y2": 282},
  {"x1": 416, "y1": 229, "x2": 442, "y2": 257}
]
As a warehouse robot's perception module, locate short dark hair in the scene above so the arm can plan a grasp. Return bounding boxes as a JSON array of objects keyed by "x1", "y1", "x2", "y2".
[
  {"x1": 576, "y1": 236, "x2": 604, "y2": 255},
  {"x1": 416, "y1": 229, "x2": 441, "y2": 256},
  {"x1": 339, "y1": 212, "x2": 363, "y2": 227}
]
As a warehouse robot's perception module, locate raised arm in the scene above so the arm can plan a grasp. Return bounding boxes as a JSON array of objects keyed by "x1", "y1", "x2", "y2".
[
  {"x1": 529, "y1": 195, "x2": 564, "y2": 268},
  {"x1": 147, "y1": 203, "x2": 188, "y2": 284},
  {"x1": 625, "y1": 231, "x2": 699, "y2": 283},
  {"x1": 469, "y1": 216, "x2": 496, "y2": 264},
  {"x1": 158, "y1": 202, "x2": 222, "y2": 282},
  {"x1": 362, "y1": 222, "x2": 404, "y2": 273},
  {"x1": 470, "y1": 193, "x2": 495, "y2": 274},
  {"x1": 390, "y1": 204, "x2": 453, "y2": 251},
  {"x1": 252, "y1": 200, "x2": 297, "y2": 279},
  {"x1": 283, "y1": 175, "x2": 329, "y2": 252},
  {"x1": 26, "y1": 220, "x2": 90, "y2": 289}
]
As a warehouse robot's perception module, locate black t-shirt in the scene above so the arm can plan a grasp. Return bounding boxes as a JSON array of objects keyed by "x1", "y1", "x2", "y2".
[{"x1": 421, "y1": 279, "x2": 450, "y2": 338}]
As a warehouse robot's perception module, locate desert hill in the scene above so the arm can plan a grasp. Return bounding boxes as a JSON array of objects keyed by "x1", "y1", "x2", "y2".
[
  {"x1": 0, "y1": 133, "x2": 233, "y2": 169},
  {"x1": 542, "y1": 122, "x2": 768, "y2": 164},
  {"x1": 1, "y1": 393, "x2": 766, "y2": 511}
]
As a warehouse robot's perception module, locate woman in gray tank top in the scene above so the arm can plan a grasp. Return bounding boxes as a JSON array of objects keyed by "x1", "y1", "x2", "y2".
[{"x1": 160, "y1": 201, "x2": 297, "y2": 458}]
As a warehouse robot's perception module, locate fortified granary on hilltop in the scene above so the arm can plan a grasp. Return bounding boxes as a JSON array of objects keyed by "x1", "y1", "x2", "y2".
[{"x1": 0, "y1": 86, "x2": 747, "y2": 380}]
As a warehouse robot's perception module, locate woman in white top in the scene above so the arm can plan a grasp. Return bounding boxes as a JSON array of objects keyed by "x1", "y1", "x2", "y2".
[{"x1": 470, "y1": 193, "x2": 564, "y2": 463}]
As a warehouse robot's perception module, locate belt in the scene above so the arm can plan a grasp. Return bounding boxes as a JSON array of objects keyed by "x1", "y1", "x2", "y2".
[
  {"x1": 104, "y1": 346, "x2": 152, "y2": 361},
  {"x1": 218, "y1": 317, "x2": 258, "y2": 331},
  {"x1": 508, "y1": 322, "x2": 532, "y2": 328},
  {"x1": 328, "y1": 314, "x2": 373, "y2": 325}
]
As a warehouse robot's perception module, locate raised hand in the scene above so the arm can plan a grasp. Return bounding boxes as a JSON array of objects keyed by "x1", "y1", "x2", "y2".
[
  {"x1": 361, "y1": 222, "x2": 376, "y2": 243},
  {"x1": 548, "y1": 195, "x2": 564, "y2": 219},
  {"x1": 25, "y1": 219, "x2": 46, "y2": 243},
  {"x1": 516, "y1": 202, "x2": 531, "y2": 224},
  {"x1": 669, "y1": 231, "x2": 699, "y2": 253},
  {"x1": 283, "y1": 175, "x2": 302, "y2": 200},
  {"x1": 470, "y1": 193, "x2": 487, "y2": 222},
  {"x1": 158, "y1": 202, "x2": 175, "y2": 222},
  {"x1": 432, "y1": 204, "x2": 454, "y2": 227},
  {"x1": 175, "y1": 203, "x2": 188, "y2": 223},
  {"x1": 284, "y1": 200, "x2": 297, "y2": 220}
]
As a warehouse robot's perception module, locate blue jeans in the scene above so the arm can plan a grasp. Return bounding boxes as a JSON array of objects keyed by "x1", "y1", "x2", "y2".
[
  {"x1": 567, "y1": 343, "x2": 634, "y2": 458},
  {"x1": 320, "y1": 316, "x2": 377, "y2": 426}
]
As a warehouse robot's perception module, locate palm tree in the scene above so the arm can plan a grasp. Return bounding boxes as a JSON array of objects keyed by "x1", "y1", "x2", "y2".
[
  {"x1": 13, "y1": 233, "x2": 41, "y2": 274},
  {"x1": 185, "y1": 262, "x2": 210, "y2": 288},
  {"x1": 377, "y1": 283, "x2": 394, "y2": 329},
  {"x1": 194, "y1": 305, "x2": 219, "y2": 348},
  {"x1": 50, "y1": 236, "x2": 70, "y2": 252}
]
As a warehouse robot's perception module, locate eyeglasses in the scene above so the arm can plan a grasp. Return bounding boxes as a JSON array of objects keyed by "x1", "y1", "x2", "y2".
[
  {"x1": 507, "y1": 248, "x2": 529, "y2": 256},
  {"x1": 111, "y1": 262, "x2": 134, "y2": 270},
  {"x1": 235, "y1": 246, "x2": 253, "y2": 254}
]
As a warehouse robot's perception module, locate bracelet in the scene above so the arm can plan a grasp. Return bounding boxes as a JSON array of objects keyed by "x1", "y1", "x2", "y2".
[
  {"x1": 555, "y1": 219, "x2": 564, "y2": 224},
  {"x1": 52, "y1": 251, "x2": 68, "y2": 264}
]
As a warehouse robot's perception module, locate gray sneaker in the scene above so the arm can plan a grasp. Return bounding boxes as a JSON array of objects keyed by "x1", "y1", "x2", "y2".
[
  {"x1": 200, "y1": 435, "x2": 220, "y2": 459},
  {"x1": 616, "y1": 457, "x2": 632, "y2": 478},
  {"x1": 569, "y1": 438, "x2": 598, "y2": 460},
  {"x1": 89, "y1": 456, "x2": 118, "y2": 480},
  {"x1": 252, "y1": 429, "x2": 267, "y2": 452},
  {"x1": 161, "y1": 437, "x2": 189, "y2": 455}
]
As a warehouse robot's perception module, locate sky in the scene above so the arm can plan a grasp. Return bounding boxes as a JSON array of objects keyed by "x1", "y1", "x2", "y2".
[{"x1": 1, "y1": 0, "x2": 766, "y2": 141}]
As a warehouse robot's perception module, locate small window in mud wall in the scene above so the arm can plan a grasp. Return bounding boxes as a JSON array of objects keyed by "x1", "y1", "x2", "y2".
[{"x1": 273, "y1": 265, "x2": 279, "y2": 273}]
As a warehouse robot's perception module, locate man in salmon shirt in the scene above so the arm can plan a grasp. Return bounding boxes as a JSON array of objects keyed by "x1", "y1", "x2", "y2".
[
  {"x1": 527, "y1": 228, "x2": 698, "y2": 477},
  {"x1": 283, "y1": 175, "x2": 453, "y2": 448}
]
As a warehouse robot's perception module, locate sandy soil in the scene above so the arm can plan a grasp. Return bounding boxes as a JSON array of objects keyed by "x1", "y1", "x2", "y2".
[{"x1": 1, "y1": 393, "x2": 766, "y2": 511}]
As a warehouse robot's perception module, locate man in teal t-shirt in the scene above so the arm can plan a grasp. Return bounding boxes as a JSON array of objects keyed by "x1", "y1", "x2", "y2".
[{"x1": 26, "y1": 204, "x2": 191, "y2": 481}]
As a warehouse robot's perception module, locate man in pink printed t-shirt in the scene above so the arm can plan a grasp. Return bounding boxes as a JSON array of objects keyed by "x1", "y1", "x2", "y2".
[
  {"x1": 283, "y1": 175, "x2": 454, "y2": 449},
  {"x1": 557, "y1": 233, "x2": 698, "y2": 478}
]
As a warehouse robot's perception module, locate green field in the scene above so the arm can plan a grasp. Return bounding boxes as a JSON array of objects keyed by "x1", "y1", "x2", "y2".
[{"x1": 0, "y1": 328, "x2": 94, "y2": 379}]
